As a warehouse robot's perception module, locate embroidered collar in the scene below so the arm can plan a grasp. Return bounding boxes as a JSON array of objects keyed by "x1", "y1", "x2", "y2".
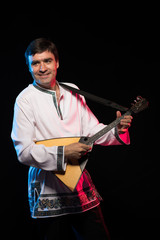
[
  {"x1": 33, "y1": 81, "x2": 57, "y2": 95},
  {"x1": 33, "y1": 81, "x2": 63, "y2": 119}
]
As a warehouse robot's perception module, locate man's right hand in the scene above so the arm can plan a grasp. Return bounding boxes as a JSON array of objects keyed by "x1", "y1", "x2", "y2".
[{"x1": 64, "y1": 142, "x2": 92, "y2": 163}]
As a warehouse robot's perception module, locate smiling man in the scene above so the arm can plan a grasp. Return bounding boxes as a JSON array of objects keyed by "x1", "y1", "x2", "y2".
[
  {"x1": 28, "y1": 51, "x2": 59, "y2": 89},
  {"x1": 11, "y1": 38, "x2": 132, "y2": 239}
]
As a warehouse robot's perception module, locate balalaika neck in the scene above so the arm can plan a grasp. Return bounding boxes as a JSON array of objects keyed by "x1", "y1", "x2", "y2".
[{"x1": 79, "y1": 109, "x2": 132, "y2": 145}]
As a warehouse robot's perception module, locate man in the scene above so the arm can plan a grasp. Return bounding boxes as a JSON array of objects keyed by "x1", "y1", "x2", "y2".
[{"x1": 11, "y1": 38, "x2": 132, "y2": 239}]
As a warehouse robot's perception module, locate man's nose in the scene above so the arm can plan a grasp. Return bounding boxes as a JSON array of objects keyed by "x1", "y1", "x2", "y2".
[{"x1": 39, "y1": 62, "x2": 47, "y2": 72}]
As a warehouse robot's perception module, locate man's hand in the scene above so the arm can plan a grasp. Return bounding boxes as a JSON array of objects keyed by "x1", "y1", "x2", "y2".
[
  {"x1": 64, "y1": 142, "x2": 92, "y2": 163},
  {"x1": 116, "y1": 111, "x2": 133, "y2": 134}
]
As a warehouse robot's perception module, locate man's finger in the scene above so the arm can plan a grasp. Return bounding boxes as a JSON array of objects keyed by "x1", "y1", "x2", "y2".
[{"x1": 116, "y1": 111, "x2": 121, "y2": 118}]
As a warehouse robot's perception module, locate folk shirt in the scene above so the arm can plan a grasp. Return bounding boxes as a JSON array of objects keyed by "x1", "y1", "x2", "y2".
[{"x1": 11, "y1": 81, "x2": 130, "y2": 218}]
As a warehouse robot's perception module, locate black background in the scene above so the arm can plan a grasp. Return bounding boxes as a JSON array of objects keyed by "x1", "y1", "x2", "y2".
[{"x1": 1, "y1": 5, "x2": 158, "y2": 240}]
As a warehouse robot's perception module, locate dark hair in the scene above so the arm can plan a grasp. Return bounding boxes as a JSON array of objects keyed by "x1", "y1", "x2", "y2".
[{"x1": 25, "y1": 38, "x2": 59, "y2": 66}]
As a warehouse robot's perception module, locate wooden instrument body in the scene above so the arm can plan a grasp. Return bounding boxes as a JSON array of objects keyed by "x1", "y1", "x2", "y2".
[{"x1": 36, "y1": 137, "x2": 88, "y2": 191}]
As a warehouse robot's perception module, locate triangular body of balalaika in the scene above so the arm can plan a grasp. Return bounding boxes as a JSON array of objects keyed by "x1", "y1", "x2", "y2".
[{"x1": 36, "y1": 137, "x2": 88, "y2": 191}]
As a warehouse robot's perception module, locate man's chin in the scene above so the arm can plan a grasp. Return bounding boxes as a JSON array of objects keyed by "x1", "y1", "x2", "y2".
[
  {"x1": 35, "y1": 79, "x2": 50, "y2": 87},
  {"x1": 35, "y1": 78, "x2": 56, "y2": 89}
]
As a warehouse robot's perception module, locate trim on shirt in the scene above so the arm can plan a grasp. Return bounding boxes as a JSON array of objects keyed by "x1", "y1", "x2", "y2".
[
  {"x1": 115, "y1": 127, "x2": 126, "y2": 145},
  {"x1": 29, "y1": 171, "x2": 102, "y2": 218},
  {"x1": 32, "y1": 187, "x2": 101, "y2": 218},
  {"x1": 57, "y1": 146, "x2": 64, "y2": 171},
  {"x1": 33, "y1": 83, "x2": 63, "y2": 119}
]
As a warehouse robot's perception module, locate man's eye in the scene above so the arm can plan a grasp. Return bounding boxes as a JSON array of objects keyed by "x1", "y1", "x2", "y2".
[
  {"x1": 45, "y1": 59, "x2": 52, "y2": 63},
  {"x1": 32, "y1": 62, "x2": 39, "y2": 66}
]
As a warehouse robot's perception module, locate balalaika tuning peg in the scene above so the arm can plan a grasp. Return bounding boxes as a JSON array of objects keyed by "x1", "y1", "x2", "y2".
[{"x1": 136, "y1": 96, "x2": 142, "y2": 101}]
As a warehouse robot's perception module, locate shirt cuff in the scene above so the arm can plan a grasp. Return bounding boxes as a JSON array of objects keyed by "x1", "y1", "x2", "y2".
[
  {"x1": 115, "y1": 127, "x2": 130, "y2": 145},
  {"x1": 57, "y1": 146, "x2": 67, "y2": 172}
]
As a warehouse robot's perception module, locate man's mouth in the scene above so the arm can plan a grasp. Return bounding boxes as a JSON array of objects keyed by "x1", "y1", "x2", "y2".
[{"x1": 38, "y1": 73, "x2": 51, "y2": 78}]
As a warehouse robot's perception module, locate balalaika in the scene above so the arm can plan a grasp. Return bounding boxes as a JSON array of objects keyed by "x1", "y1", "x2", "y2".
[{"x1": 36, "y1": 96, "x2": 148, "y2": 191}]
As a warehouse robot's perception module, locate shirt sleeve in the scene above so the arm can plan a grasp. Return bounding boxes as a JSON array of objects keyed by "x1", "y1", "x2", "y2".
[
  {"x1": 80, "y1": 97, "x2": 130, "y2": 146},
  {"x1": 11, "y1": 98, "x2": 67, "y2": 172}
]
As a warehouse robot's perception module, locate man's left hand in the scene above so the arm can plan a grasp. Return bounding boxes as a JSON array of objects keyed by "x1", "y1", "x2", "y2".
[{"x1": 116, "y1": 111, "x2": 133, "y2": 134}]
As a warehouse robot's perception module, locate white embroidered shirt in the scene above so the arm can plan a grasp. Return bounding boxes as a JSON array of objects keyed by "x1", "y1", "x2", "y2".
[{"x1": 11, "y1": 81, "x2": 130, "y2": 218}]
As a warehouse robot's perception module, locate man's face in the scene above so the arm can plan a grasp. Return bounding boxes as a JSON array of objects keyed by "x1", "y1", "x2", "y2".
[{"x1": 28, "y1": 51, "x2": 59, "y2": 89}]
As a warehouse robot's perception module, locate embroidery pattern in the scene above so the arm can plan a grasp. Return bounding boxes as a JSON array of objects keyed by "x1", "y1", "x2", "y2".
[
  {"x1": 33, "y1": 83, "x2": 63, "y2": 119},
  {"x1": 30, "y1": 181, "x2": 101, "y2": 217},
  {"x1": 29, "y1": 170, "x2": 102, "y2": 218},
  {"x1": 38, "y1": 189, "x2": 97, "y2": 210}
]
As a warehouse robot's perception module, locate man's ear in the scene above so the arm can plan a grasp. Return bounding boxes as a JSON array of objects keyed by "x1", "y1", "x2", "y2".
[{"x1": 56, "y1": 61, "x2": 59, "y2": 69}]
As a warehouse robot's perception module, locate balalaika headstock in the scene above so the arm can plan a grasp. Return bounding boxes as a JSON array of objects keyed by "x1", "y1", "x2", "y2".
[{"x1": 129, "y1": 96, "x2": 149, "y2": 114}]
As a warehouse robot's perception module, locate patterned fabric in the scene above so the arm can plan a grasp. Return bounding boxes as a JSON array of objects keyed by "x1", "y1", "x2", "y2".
[{"x1": 30, "y1": 170, "x2": 102, "y2": 217}]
